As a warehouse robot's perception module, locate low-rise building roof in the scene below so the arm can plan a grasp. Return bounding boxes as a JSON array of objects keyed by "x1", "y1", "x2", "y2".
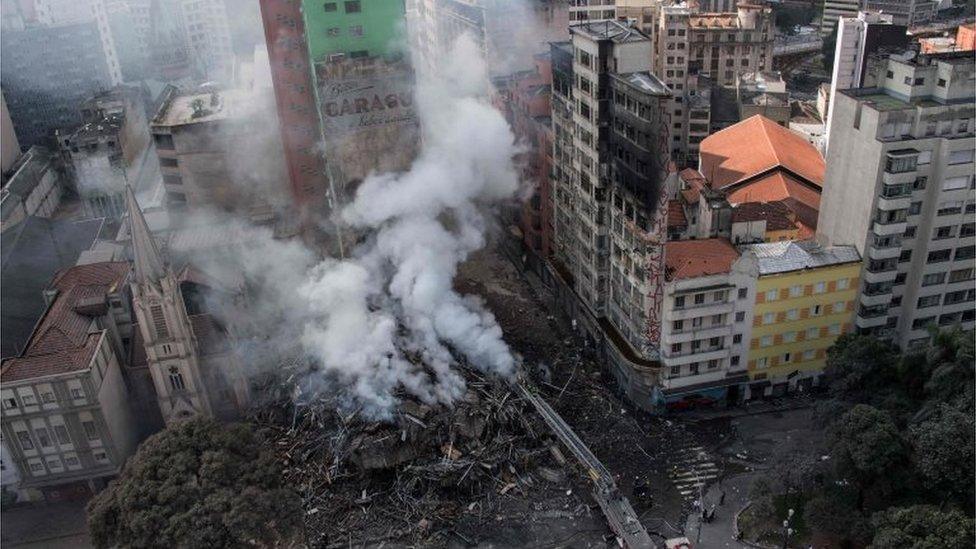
[
  {"x1": 731, "y1": 201, "x2": 796, "y2": 231},
  {"x1": 668, "y1": 200, "x2": 688, "y2": 228},
  {"x1": 1, "y1": 262, "x2": 130, "y2": 382},
  {"x1": 744, "y1": 240, "x2": 860, "y2": 275},
  {"x1": 665, "y1": 238, "x2": 740, "y2": 281},
  {"x1": 570, "y1": 20, "x2": 648, "y2": 43},
  {"x1": 699, "y1": 114, "x2": 825, "y2": 189}
]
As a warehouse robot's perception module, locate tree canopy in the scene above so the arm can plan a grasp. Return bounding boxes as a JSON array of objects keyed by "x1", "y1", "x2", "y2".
[
  {"x1": 87, "y1": 418, "x2": 302, "y2": 548},
  {"x1": 871, "y1": 505, "x2": 975, "y2": 549}
]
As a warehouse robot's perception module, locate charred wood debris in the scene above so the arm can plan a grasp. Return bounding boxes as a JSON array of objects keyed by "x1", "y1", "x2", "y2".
[{"x1": 251, "y1": 366, "x2": 593, "y2": 548}]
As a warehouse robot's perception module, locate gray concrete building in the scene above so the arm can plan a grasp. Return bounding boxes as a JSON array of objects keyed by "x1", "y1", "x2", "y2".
[
  {"x1": 861, "y1": 0, "x2": 935, "y2": 27},
  {"x1": 818, "y1": 51, "x2": 975, "y2": 349}
]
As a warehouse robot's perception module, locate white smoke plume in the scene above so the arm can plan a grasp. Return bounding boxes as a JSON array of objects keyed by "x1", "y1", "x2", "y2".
[{"x1": 295, "y1": 35, "x2": 521, "y2": 414}]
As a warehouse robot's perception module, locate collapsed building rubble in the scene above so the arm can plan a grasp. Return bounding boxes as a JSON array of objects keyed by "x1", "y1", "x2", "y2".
[{"x1": 252, "y1": 367, "x2": 601, "y2": 547}]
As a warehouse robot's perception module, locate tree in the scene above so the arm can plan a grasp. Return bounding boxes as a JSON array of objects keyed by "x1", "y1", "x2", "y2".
[
  {"x1": 87, "y1": 418, "x2": 302, "y2": 548},
  {"x1": 828, "y1": 405, "x2": 907, "y2": 509},
  {"x1": 923, "y1": 327, "x2": 975, "y2": 408},
  {"x1": 825, "y1": 335, "x2": 901, "y2": 400},
  {"x1": 909, "y1": 403, "x2": 975, "y2": 505},
  {"x1": 804, "y1": 488, "x2": 872, "y2": 546},
  {"x1": 871, "y1": 505, "x2": 975, "y2": 549}
]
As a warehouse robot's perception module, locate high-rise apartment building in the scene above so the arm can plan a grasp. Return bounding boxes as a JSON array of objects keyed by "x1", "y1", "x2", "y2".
[
  {"x1": 652, "y1": 3, "x2": 773, "y2": 165},
  {"x1": 824, "y1": 11, "x2": 907, "y2": 155},
  {"x1": 820, "y1": 0, "x2": 860, "y2": 36},
  {"x1": 261, "y1": 0, "x2": 417, "y2": 217},
  {"x1": 818, "y1": 51, "x2": 975, "y2": 349},
  {"x1": 550, "y1": 22, "x2": 652, "y2": 319},
  {"x1": 569, "y1": 0, "x2": 616, "y2": 22}
]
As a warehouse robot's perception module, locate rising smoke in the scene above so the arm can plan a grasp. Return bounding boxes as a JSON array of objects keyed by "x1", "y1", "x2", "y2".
[{"x1": 191, "y1": 34, "x2": 525, "y2": 417}]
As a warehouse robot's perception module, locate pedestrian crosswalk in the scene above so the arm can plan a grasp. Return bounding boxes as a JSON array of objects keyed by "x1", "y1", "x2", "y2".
[{"x1": 668, "y1": 443, "x2": 720, "y2": 500}]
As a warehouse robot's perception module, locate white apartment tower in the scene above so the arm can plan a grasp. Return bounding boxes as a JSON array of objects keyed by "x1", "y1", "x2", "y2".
[
  {"x1": 825, "y1": 11, "x2": 907, "y2": 155},
  {"x1": 818, "y1": 51, "x2": 976, "y2": 349}
]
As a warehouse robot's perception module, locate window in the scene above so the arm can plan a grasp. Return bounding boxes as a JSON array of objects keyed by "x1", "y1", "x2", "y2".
[
  {"x1": 731, "y1": 356, "x2": 740, "y2": 366},
  {"x1": 922, "y1": 272, "x2": 946, "y2": 286},
  {"x1": 763, "y1": 312, "x2": 775, "y2": 324},
  {"x1": 738, "y1": 288, "x2": 747, "y2": 299},
  {"x1": 53, "y1": 425, "x2": 70, "y2": 445},
  {"x1": 735, "y1": 311, "x2": 745, "y2": 322},
  {"x1": 949, "y1": 268, "x2": 974, "y2": 283},
  {"x1": 909, "y1": 202, "x2": 922, "y2": 215},
  {"x1": 760, "y1": 335, "x2": 773, "y2": 347},
  {"x1": 46, "y1": 457, "x2": 63, "y2": 471},
  {"x1": 757, "y1": 357, "x2": 768, "y2": 369},
  {"x1": 707, "y1": 360, "x2": 719, "y2": 370},
  {"x1": 674, "y1": 296, "x2": 685, "y2": 308},
  {"x1": 671, "y1": 343, "x2": 682, "y2": 354},
  {"x1": 673, "y1": 320, "x2": 684, "y2": 331},
  {"x1": 912, "y1": 316, "x2": 936, "y2": 330},
  {"x1": 784, "y1": 331, "x2": 796, "y2": 343},
  {"x1": 16, "y1": 431, "x2": 33, "y2": 450},
  {"x1": 689, "y1": 363, "x2": 700, "y2": 375},
  {"x1": 948, "y1": 150, "x2": 974, "y2": 165},
  {"x1": 789, "y1": 285, "x2": 803, "y2": 297},
  {"x1": 34, "y1": 428, "x2": 51, "y2": 448},
  {"x1": 814, "y1": 282, "x2": 826, "y2": 294},
  {"x1": 885, "y1": 155, "x2": 917, "y2": 173},
  {"x1": 783, "y1": 353, "x2": 792, "y2": 363},
  {"x1": 692, "y1": 317, "x2": 703, "y2": 328},
  {"x1": 937, "y1": 78, "x2": 947, "y2": 87},
  {"x1": 899, "y1": 250, "x2": 912, "y2": 263},
  {"x1": 151, "y1": 304, "x2": 169, "y2": 339},
  {"x1": 82, "y1": 421, "x2": 98, "y2": 441},
  {"x1": 828, "y1": 323, "x2": 841, "y2": 336},
  {"x1": 670, "y1": 365, "x2": 680, "y2": 376},
  {"x1": 709, "y1": 337, "x2": 722, "y2": 348},
  {"x1": 836, "y1": 278, "x2": 849, "y2": 290},
  {"x1": 323, "y1": 2, "x2": 337, "y2": 11},
  {"x1": 29, "y1": 462, "x2": 43, "y2": 472},
  {"x1": 692, "y1": 340, "x2": 701, "y2": 351},
  {"x1": 927, "y1": 249, "x2": 951, "y2": 263},
  {"x1": 944, "y1": 176, "x2": 970, "y2": 190},
  {"x1": 934, "y1": 225, "x2": 956, "y2": 239},
  {"x1": 344, "y1": 0, "x2": 360, "y2": 12},
  {"x1": 711, "y1": 314, "x2": 723, "y2": 324},
  {"x1": 21, "y1": 393, "x2": 36, "y2": 405},
  {"x1": 65, "y1": 455, "x2": 79, "y2": 466},
  {"x1": 786, "y1": 309, "x2": 798, "y2": 321},
  {"x1": 348, "y1": 25, "x2": 363, "y2": 36},
  {"x1": 93, "y1": 451, "x2": 109, "y2": 463},
  {"x1": 733, "y1": 334, "x2": 742, "y2": 344},
  {"x1": 41, "y1": 391, "x2": 55, "y2": 403},
  {"x1": 832, "y1": 301, "x2": 846, "y2": 313},
  {"x1": 803, "y1": 349, "x2": 815, "y2": 361},
  {"x1": 70, "y1": 388, "x2": 84, "y2": 399},
  {"x1": 961, "y1": 223, "x2": 975, "y2": 237},
  {"x1": 3, "y1": 397, "x2": 16, "y2": 409},
  {"x1": 918, "y1": 295, "x2": 941, "y2": 308},
  {"x1": 938, "y1": 201, "x2": 963, "y2": 216},
  {"x1": 806, "y1": 327, "x2": 819, "y2": 340},
  {"x1": 811, "y1": 304, "x2": 822, "y2": 316},
  {"x1": 904, "y1": 226, "x2": 917, "y2": 238},
  {"x1": 327, "y1": 27, "x2": 340, "y2": 37},
  {"x1": 765, "y1": 289, "x2": 778, "y2": 301},
  {"x1": 694, "y1": 293, "x2": 705, "y2": 305},
  {"x1": 169, "y1": 367, "x2": 187, "y2": 391},
  {"x1": 955, "y1": 245, "x2": 975, "y2": 260}
]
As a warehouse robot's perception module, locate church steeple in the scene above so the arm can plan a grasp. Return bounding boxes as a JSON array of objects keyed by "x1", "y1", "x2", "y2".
[{"x1": 125, "y1": 185, "x2": 166, "y2": 285}]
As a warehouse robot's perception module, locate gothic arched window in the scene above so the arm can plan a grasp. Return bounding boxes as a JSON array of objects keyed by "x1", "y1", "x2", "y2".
[{"x1": 168, "y1": 366, "x2": 186, "y2": 392}]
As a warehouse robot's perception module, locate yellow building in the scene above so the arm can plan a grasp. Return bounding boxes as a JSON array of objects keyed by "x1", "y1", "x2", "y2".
[{"x1": 744, "y1": 241, "x2": 861, "y2": 398}]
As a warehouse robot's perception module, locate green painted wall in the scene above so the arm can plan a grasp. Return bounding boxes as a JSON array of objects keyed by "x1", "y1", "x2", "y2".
[{"x1": 302, "y1": 0, "x2": 405, "y2": 62}]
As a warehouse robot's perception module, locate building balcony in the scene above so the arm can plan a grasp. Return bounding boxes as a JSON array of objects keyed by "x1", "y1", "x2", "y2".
[
  {"x1": 876, "y1": 194, "x2": 912, "y2": 211},
  {"x1": 669, "y1": 300, "x2": 734, "y2": 321},
  {"x1": 662, "y1": 323, "x2": 732, "y2": 345},
  {"x1": 662, "y1": 346, "x2": 729, "y2": 366},
  {"x1": 881, "y1": 170, "x2": 917, "y2": 186},
  {"x1": 863, "y1": 267, "x2": 898, "y2": 284},
  {"x1": 867, "y1": 245, "x2": 902, "y2": 260},
  {"x1": 855, "y1": 312, "x2": 889, "y2": 329},
  {"x1": 873, "y1": 220, "x2": 907, "y2": 236},
  {"x1": 860, "y1": 291, "x2": 893, "y2": 308}
]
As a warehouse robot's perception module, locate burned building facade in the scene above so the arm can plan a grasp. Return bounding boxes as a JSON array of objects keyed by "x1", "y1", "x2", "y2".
[{"x1": 58, "y1": 86, "x2": 152, "y2": 219}]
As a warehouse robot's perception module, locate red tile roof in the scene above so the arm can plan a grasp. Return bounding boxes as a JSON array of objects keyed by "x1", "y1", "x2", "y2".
[
  {"x1": 678, "y1": 168, "x2": 707, "y2": 204},
  {"x1": 699, "y1": 115, "x2": 825, "y2": 189},
  {"x1": 2, "y1": 262, "x2": 130, "y2": 383},
  {"x1": 726, "y1": 172, "x2": 821, "y2": 217},
  {"x1": 668, "y1": 200, "x2": 688, "y2": 228},
  {"x1": 665, "y1": 238, "x2": 740, "y2": 281},
  {"x1": 731, "y1": 201, "x2": 797, "y2": 231}
]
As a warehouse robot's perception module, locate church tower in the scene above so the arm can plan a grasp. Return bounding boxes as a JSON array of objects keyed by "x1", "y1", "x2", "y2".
[{"x1": 125, "y1": 186, "x2": 214, "y2": 423}]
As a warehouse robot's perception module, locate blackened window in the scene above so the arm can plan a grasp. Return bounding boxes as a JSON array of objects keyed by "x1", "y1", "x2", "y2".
[{"x1": 344, "y1": 1, "x2": 360, "y2": 13}]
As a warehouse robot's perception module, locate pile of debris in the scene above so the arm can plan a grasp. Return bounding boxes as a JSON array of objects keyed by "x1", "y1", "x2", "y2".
[{"x1": 252, "y1": 369, "x2": 585, "y2": 547}]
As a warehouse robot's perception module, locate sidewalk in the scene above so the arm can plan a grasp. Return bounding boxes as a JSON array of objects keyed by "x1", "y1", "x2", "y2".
[
  {"x1": 680, "y1": 396, "x2": 814, "y2": 423},
  {"x1": 683, "y1": 472, "x2": 758, "y2": 549},
  {"x1": 1, "y1": 500, "x2": 92, "y2": 548}
]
